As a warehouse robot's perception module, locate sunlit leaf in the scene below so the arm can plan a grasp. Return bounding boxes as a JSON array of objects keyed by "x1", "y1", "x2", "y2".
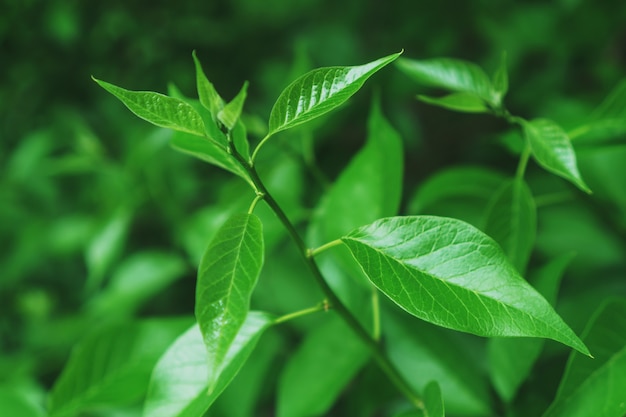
[
  {"x1": 268, "y1": 51, "x2": 402, "y2": 135},
  {"x1": 48, "y1": 318, "x2": 191, "y2": 417},
  {"x1": 93, "y1": 78, "x2": 207, "y2": 137},
  {"x1": 522, "y1": 118, "x2": 591, "y2": 193},
  {"x1": 196, "y1": 213, "x2": 264, "y2": 392},
  {"x1": 417, "y1": 92, "x2": 490, "y2": 113},
  {"x1": 143, "y1": 312, "x2": 274, "y2": 417},
  {"x1": 218, "y1": 81, "x2": 248, "y2": 130},
  {"x1": 192, "y1": 50, "x2": 224, "y2": 117},
  {"x1": 342, "y1": 216, "x2": 590, "y2": 355},
  {"x1": 543, "y1": 299, "x2": 626, "y2": 417}
]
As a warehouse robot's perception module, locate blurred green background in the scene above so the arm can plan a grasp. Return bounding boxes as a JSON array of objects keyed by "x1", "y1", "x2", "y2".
[{"x1": 1, "y1": 0, "x2": 625, "y2": 414}]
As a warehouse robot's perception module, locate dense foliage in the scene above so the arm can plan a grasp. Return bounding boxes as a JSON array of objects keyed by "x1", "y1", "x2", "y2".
[{"x1": 2, "y1": 1, "x2": 626, "y2": 417}]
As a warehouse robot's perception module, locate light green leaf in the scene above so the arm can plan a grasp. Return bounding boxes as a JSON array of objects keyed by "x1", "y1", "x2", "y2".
[
  {"x1": 143, "y1": 312, "x2": 274, "y2": 417},
  {"x1": 543, "y1": 299, "x2": 626, "y2": 417},
  {"x1": 268, "y1": 51, "x2": 402, "y2": 135},
  {"x1": 522, "y1": 118, "x2": 591, "y2": 193},
  {"x1": 342, "y1": 216, "x2": 590, "y2": 355},
  {"x1": 192, "y1": 50, "x2": 224, "y2": 117},
  {"x1": 0, "y1": 386, "x2": 45, "y2": 417},
  {"x1": 48, "y1": 317, "x2": 191, "y2": 417},
  {"x1": 396, "y1": 57, "x2": 498, "y2": 107},
  {"x1": 93, "y1": 78, "x2": 207, "y2": 137},
  {"x1": 417, "y1": 92, "x2": 490, "y2": 113},
  {"x1": 488, "y1": 253, "x2": 574, "y2": 403},
  {"x1": 196, "y1": 213, "x2": 264, "y2": 392},
  {"x1": 277, "y1": 316, "x2": 370, "y2": 417},
  {"x1": 483, "y1": 178, "x2": 536, "y2": 274},
  {"x1": 492, "y1": 52, "x2": 508, "y2": 102},
  {"x1": 218, "y1": 81, "x2": 248, "y2": 130}
]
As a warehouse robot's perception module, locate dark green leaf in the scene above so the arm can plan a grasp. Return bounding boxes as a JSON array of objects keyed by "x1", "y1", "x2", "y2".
[
  {"x1": 196, "y1": 213, "x2": 264, "y2": 392},
  {"x1": 277, "y1": 316, "x2": 370, "y2": 417},
  {"x1": 483, "y1": 178, "x2": 536, "y2": 274},
  {"x1": 417, "y1": 92, "x2": 490, "y2": 113},
  {"x1": 143, "y1": 312, "x2": 274, "y2": 417},
  {"x1": 218, "y1": 81, "x2": 248, "y2": 130},
  {"x1": 522, "y1": 118, "x2": 591, "y2": 193},
  {"x1": 268, "y1": 51, "x2": 402, "y2": 135},
  {"x1": 342, "y1": 216, "x2": 589, "y2": 355},
  {"x1": 543, "y1": 299, "x2": 626, "y2": 417},
  {"x1": 48, "y1": 317, "x2": 191, "y2": 417},
  {"x1": 93, "y1": 78, "x2": 207, "y2": 137}
]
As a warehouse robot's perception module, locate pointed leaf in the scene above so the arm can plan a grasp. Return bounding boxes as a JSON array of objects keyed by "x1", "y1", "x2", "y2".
[
  {"x1": 543, "y1": 299, "x2": 626, "y2": 417},
  {"x1": 268, "y1": 51, "x2": 402, "y2": 135},
  {"x1": 48, "y1": 318, "x2": 192, "y2": 417},
  {"x1": 277, "y1": 316, "x2": 369, "y2": 417},
  {"x1": 218, "y1": 81, "x2": 248, "y2": 130},
  {"x1": 192, "y1": 50, "x2": 224, "y2": 117},
  {"x1": 143, "y1": 312, "x2": 274, "y2": 417},
  {"x1": 522, "y1": 118, "x2": 591, "y2": 193},
  {"x1": 341, "y1": 216, "x2": 590, "y2": 355},
  {"x1": 396, "y1": 57, "x2": 498, "y2": 107},
  {"x1": 93, "y1": 78, "x2": 207, "y2": 137},
  {"x1": 492, "y1": 52, "x2": 509, "y2": 102},
  {"x1": 569, "y1": 79, "x2": 626, "y2": 142},
  {"x1": 483, "y1": 178, "x2": 536, "y2": 274},
  {"x1": 418, "y1": 92, "x2": 490, "y2": 113},
  {"x1": 196, "y1": 213, "x2": 264, "y2": 392}
]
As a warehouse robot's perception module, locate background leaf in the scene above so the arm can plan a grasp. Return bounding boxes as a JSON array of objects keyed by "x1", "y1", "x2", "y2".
[
  {"x1": 342, "y1": 216, "x2": 589, "y2": 355},
  {"x1": 422, "y1": 381, "x2": 445, "y2": 417},
  {"x1": 143, "y1": 312, "x2": 274, "y2": 417},
  {"x1": 417, "y1": 92, "x2": 490, "y2": 113},
  {"x1": 522, "y1": 118, "x2": 591, "y2": 193},
  {"x1": 196, "y1": 212, "x2": 264, "y2": 391},
  {"x1": 492, "y1": 52, "x2": 509, "y2": 102},
  {"x1": 543, "y1": 298, "x2": 626, "y2": 417},
  {"x1": 268, "y1": 51, "x2": 401, "y2": 135}
]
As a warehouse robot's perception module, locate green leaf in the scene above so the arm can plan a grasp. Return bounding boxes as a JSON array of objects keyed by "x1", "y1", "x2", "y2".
[
  {"x1": 218, "y1": 81, "x2": 248, "y2": 130},
  {"x1": 143, "y1": 312, "x2": 274, "y2": 417},
  {"x1": 522, "y1": 118, "x2": 591, "y2": 193},
  {"x1": 422, "y1": 381, "x2": 445, "y2": 417},
  {"x1": 0, "y1": 386, "x2": 46, "y2": 417},
  {"x1": 48, "y1": 317, "x2": 191, "y2": 417},
  {"x1": 341, "y1": 216, "x2": 590, "y2": 355},
  {"x1": 277, "y1": 316, "x2": 370, "y2": 417},
  {"x1": 417, "y1": 92, "x2": 490, "y2": 113},
  {"x1": 483, "y1": 178, "x2": 536, "y2": 274},
  {"x1": 543, "y1": 299, "x2": 626, "y2": 417},
  {"x1": 492, "y1": 52, "x2": 509, "y2": 102},
  {"x1": 396, "y1": 57, "x2": 498, "y2": 107},
  {"x1": 192, "y1": 50, "x2": 224, "y2": 117},
  {"x1": 268, "y1": 51, "x2": 402, "y2": 135},
  {"x1": 93, "y1": 77, "x2": 207, "y2": 137},
  {"x1": 196, "y1": 212, "x2": 264, "y2": 392}
]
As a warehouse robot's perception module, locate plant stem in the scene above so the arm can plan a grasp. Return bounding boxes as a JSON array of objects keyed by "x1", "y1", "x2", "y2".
[
  {"x1": 308, "y1": 239, "x2": 343, "y2": 257},
  {"x1": 516, "y1": 141, "x2": 531, "y2": 181},
  {"x1": 250, "y1": 133, "x2": 273, "y2": 164},
  {"x1": 274, "y1": 301, "x2": 329, "y2": 324},
  {"x1": 230, "y1": 149, "x2": 424, "y2": 409}
]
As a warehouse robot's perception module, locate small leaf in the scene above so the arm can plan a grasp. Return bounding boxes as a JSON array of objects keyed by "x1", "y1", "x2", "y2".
[
  {"x1": 396, "y1": 57, "x2": 497, "y2": 107},
  {"x1": 48, "y1": 317, "x2": 192, "y2": 417},
  {"x1": 423, "y1": 381, "x2": 445, "y2": 417},
  {"x1": 277, "y1": 316, "x2": 369, "y2": 417},
  {"x1": 418, "y1": 92, "x2": 490, "y2": 113},
  {"x1": 342, "y1": 216, "x2": 590, "y2": 355},
  {"x1": 268, "y1": 51, "x2": 402, "y2": 135},
  {"x1": 196, "y1": 213, "x2": 264, "y2": 392},
  {"x1": 522, "y1": 118, "x2": 591, "y2": 193},
  {"x1": 483, "y1": 178, "x2": 536, "y2": 274},
  {"x1": 192, "y1": 50, "x2": 224, "y2": 117},
  {"x1": 543, "y1": 299, "x2": 626, "y2": 417},
  {"x1": 93, "y1": 78, "x2": 207, "y2": 137},
  {"x1": 143, "y1": 312, "x2": 274, "y2": 417},
  {"x1": 492, "y1": 52, "x2": 509, "y2": 102},
  {"x1": 218, "y1": 81, "x2": 249, "y2": 130}
]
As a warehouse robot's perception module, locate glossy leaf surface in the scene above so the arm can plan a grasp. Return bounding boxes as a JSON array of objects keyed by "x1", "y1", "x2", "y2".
[
  {"x1": 48, "y1": 318, "x2": 191, "y2": 417},
  {"x1": 268, "y1": 51, "x2": 401, "y2": 135},
  {"x1": 483, "y1": 178, "x2": 536, "y2": 274},
  {"x1": 196, "y1": 213, "x2": 264, "y2": 392},
  {"x1": 93, "y1": 78, "x2": 207, "y2": 137},
  {"x1": 342, "y1": 216, "x2": 589, "y2": 355},
  {"x1": 543, "y1": 299, "x2": 626, "y2": 417},
  {"x1": 143, "y1": 312, "x2": 274, "y2": 417},
  {"x1": 522, "y1": 118, "x2": 591, "y2": 193}
]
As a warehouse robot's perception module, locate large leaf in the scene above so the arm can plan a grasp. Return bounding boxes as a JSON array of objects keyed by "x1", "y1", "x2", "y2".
[
  {"x1": 143, "y1": 312, "x2": 274, "y2": 417},
  {"x1": 277, "y1": 316, "x2": 370, "y2": 417},
  {"x1": 483, "y1": 178, "x2": 536, "y2": 274},
  {"x1": 268, "y1": 51, "x2": 401, "y2": 135},
  {"x1": 195, "y1": 212, "x2": 264, "y2": 392},
  {"x1": 93, "y1": 78, "x2": 207, "y2": 137},
  {"x1": 48, "y1": 317, "x2": 191, "y2": 417},
  {"x1": 543, "y1": 299, "x2": 626, "y2": 417},
  {"x1": 396, "y1": 57, "x2": 498, "y2": 108},
  {"x1": 341, "y1": 216, "x2": 589, "y2": 355},
  {"x1": 522, "y1": 118, "x2": 591, "y2": 193}
]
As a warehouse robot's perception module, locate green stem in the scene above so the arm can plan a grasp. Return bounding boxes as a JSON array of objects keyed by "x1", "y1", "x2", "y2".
[
  {"x1": 248, "y1": 192, "x2": 265, "y2": 214},
  {"x1": 250, "y1": 133, "x2": 273, "y2": 164},
  {"x1": 515, "y1": 141, "x2": 532, "y2": 181},
  {"x1": 230, "y1": 150, "x2": 424, "y2": 410},
  {"x1": 308, "y1": 239, "x2": 343, "y2": 257},
  {"x1": 275, "y1": 301, "x2": 329, "y2": 324},
  {"x1": 371, "y1": 287, "x2": 381, "y2": 341}
]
